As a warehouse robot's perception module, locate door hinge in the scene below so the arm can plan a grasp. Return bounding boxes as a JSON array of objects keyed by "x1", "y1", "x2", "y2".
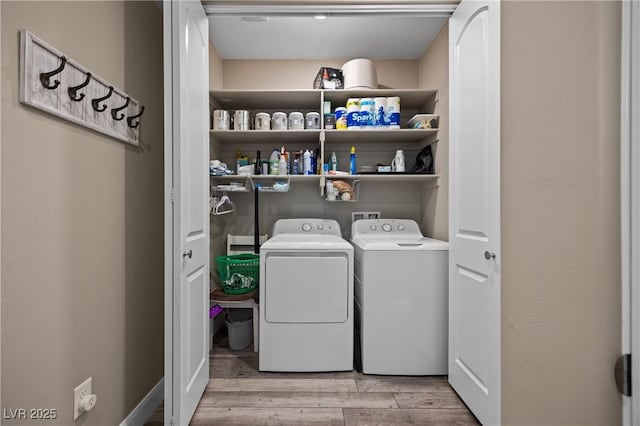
[
  {"x1": 615, "y1": 353, "x2": 632, "y2": 396},
  {"x1": 171, "y1": 189, "x2": 177, "y2": 203},
  {"x1": 170, "y1": 417, "x2": 175, "y2": 426}
]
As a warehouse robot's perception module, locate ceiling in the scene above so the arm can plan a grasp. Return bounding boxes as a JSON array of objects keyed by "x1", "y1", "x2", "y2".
[{"x1": 207, "y1": 13, "x2": 450, "y2": 60}]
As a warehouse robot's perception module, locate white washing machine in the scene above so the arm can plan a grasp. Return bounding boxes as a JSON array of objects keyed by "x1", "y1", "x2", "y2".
[
  {"x1": 259, "y1": 218, "x2": 353, "y2": 372},
  {"x1": 351, "y1": 219, "x2": 448, "y2": 375}
]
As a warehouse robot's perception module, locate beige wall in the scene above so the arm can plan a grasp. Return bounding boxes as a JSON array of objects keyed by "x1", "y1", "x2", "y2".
[
  {"x1": 210, "y1": 41, "x2": 224, "y2": 90},
  {"x1": 222, "y1": 59, "x2": 418, "y2": 90},
  {"x1": 1, "y1": 2, "x2": 164, "y2": 425},
  {"x1": 501, "y1": 1, "x2": 621, "y2": 424},
  {"x1": 418, "y1": 21, "x2": 448, "y2": 241}
]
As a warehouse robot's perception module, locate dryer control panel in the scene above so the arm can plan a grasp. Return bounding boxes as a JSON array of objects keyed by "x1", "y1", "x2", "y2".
[
  {"x1": 272, "y1": 218, "x2": 342, "y2": 236},
  {"x1": 351, "y1": 219, "x2": 422, "y2": 238}
]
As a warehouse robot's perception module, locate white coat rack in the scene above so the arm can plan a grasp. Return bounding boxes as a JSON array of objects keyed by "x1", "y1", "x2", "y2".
[{"x1": 19, "y1": 30, "x2": 144, "y2": 146}]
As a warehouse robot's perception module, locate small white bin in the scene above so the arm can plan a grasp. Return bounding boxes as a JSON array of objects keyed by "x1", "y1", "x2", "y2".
[{"x1": 225, "y1": 309, "x2": 253, "y2": 350}]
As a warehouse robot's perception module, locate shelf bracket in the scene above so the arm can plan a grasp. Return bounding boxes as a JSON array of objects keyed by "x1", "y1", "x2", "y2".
[{"x1": 319, "y1": 130, "x2": 326, "y2": 197}]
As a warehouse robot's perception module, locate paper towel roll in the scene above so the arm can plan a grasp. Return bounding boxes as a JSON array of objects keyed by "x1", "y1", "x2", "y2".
[{"x1": 342, "y1": 58, "x2": 378, "y2": 89}]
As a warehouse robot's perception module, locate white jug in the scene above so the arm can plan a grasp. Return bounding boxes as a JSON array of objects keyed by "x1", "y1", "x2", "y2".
[
  {"x1": 272, "y1": 112, "x2": 288, "y2": 130},
  {"x1": 391, "y1": 150, "x2": 405, "y2": 172},
  {"x1": 288, "y1": 112, "x2": 304, "y2": 130},
  {"x1": 255, "y1": 112, "x2": 271, "y2": 130}
]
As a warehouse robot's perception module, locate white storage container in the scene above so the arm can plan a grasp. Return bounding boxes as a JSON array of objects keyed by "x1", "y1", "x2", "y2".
[{"x1": 225, "y1": 309, "x2": 253, "y2": 350}]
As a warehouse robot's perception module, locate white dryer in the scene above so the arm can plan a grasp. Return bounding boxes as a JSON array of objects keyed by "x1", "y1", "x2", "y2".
[
  {"x1": 351, "y1": 219, "x2": 448, "y2": 375},
  {"x1": 259, "y1": 218, "x2": 353, "y2": 372}
]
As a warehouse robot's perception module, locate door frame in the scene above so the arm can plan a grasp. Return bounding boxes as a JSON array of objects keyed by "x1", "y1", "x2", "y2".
[
  {"x1": 163, "y1": 0, "x2": 176, "y2": 422},
  {"x1": 203, "y1": 3, "x2": 457, "y2": 16},
  {"x1": 622, "y1": 1, "x2": 639, "y2": 424},
  {"x1": 166, "y1": 1, "x2": 488, "y2": 422}
]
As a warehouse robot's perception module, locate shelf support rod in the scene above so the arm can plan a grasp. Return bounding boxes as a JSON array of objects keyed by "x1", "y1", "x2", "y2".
[
  {"x1": 254, "y1": 181, "x2": 260, "y2": 254},
  {"x1": 319, "y1": 130, "x2": 326, "y2": 196}
]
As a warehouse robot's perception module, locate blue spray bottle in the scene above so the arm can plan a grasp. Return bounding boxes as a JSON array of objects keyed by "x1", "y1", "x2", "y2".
[{"x1": 349, "y1": 146, "x2": 356, "y2": 175}]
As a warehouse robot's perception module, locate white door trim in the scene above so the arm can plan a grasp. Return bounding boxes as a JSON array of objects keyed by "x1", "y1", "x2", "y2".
[
  {"x1": 163, "y1": 0, "x2": 175, "y2": 423},
  {"x1": 203, "y1": 3, "x2": 456, "y2": 16},
  {"x1": 622, "y1": 1, "x2": 639, "y2": 425},
  {"x1": 118, "y1": 378, "x2": 164, "y2": 426}
]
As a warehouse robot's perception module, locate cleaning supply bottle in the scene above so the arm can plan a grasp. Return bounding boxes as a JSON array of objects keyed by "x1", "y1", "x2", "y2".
[
  {"x1": 315, "y1": 148, "x2": 321, "y2": 174},
  {"x1": 292, "y1": 155, "x2": 300, "y2": 175},
  {"x1": 349, "y1": 146, "x2": 356, "y2": 175},
  {"x1": 278, "y1": 147, "x2": 287, "y2": 175},
  {"x1": 330, "y1": 151, "x2": 338, "y2": 172},
  {"x1": 254, "y1": 150, "x2": 262, "y2": 175},
  {"x1": 269, "y1": 149, "x2": 279, "y2": 175},
  {"x1": 303, "y1": 150, "x2": 311, "y2": 175}
]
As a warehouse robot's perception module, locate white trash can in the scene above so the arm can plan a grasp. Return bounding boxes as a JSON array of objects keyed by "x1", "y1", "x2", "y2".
[{"x1": 225, "y1": 309, "x2": 253, "y2": 350}]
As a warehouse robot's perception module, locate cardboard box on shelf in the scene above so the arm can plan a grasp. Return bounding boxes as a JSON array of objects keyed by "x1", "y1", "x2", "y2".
[{"x1": 313, "y1": 67, "x2": 344, "y2": 90}]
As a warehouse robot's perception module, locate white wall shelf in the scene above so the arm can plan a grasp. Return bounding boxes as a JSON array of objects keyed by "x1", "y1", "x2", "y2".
[
  {"x1": 210, "y1": 89, "x2": 438, "y2": 111},
  {"x1": 323, "y1": 89, "x2": 438, "y2": 110},
  {"x1": 211, "y1": 174, "x2": 439, "y2": 183},
  {"x1": 209, "y1": 88, "x2": 440, "y2": 194},
  {"x1": 326, "y1": 174, "x2": 439, "y2": 183},
  {"x1": 324, "y1": 129, "x2": 438, "y2": 144},
  {"x1": 210, "y1": 128, "x2": 437, "y2": 145}
]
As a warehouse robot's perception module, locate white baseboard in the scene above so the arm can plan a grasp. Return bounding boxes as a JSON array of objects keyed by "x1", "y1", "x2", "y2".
[{"x1": 119, "y1": 377, "x2": 164, "y2": 426}]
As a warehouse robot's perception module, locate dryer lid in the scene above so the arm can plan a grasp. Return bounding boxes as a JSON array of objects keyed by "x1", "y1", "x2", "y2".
[{"x1": 262, "y1": 234, "x2": 353, "y2": 251}]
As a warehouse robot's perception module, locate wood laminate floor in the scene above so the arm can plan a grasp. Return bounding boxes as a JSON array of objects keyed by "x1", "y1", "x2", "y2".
[{"x1": 146, "y1": 331, "x2": 479, "y2": 426}]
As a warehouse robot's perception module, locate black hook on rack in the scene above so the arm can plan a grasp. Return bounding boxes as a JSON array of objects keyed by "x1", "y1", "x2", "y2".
[
  {"x1": 111, "y1": 96, "x2": 130, "y2": 121},
  {"x1": 67, "y1": 72, "x2": 92, "y2": 102},
  {"x1": 39, "y1": 56, "x2": 67, "y2": 90},
  {"x1": 126, "y1": 106, "x2": 145, "y2": 129},
  {"x1": 91, "y1": 86, "x2": 113, "y2": 112}
]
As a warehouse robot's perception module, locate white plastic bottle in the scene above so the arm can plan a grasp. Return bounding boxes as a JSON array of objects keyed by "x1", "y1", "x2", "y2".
[
  {"x1": 330, "y1": 151, "x2": 338, "y2": 172},
  {"x1": 269, "y1": 149, "x2": 279, "y2": 175},
  {"x1": 303, "y1": 150, "x2": 311, "y2": 175},
  {"x1": 278, "y1": 153, "x2": 287, "y2": 175}
]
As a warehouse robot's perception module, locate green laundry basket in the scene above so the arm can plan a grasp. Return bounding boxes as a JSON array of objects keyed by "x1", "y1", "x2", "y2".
[{"x1": 215, "y1": 253, "x2": 259, "y2": 294}]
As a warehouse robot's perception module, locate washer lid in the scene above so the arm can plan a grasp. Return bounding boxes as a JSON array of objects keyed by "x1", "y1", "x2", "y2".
[
  {"x1": 262, "y1": 234, "x2": 353, "y2": 251},
  {"x1": 351, "y1": 236, "x2": 448, "y2": 251}
]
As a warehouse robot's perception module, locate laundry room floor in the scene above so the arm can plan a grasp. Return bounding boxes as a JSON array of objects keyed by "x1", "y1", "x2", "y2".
[{"x1": 146, "y1": 330, "x2": 479, "y2": 426}]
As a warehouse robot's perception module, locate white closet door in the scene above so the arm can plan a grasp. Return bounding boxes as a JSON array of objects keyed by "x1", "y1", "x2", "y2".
[
  {"x1": 163, "y1": 0, "x2": 210, "y2": 425},
  {"x1": 448, "y1": 0, "x2": 501, "y2": 424}
]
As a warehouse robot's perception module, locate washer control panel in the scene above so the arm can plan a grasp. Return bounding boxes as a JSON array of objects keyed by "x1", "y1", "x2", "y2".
[{"x1": 352, "y1": 219, "x2": 422, "y2": 238}]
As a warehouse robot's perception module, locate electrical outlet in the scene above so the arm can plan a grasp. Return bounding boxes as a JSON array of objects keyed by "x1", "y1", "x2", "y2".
[
  {"x1": 352, "y1": 211, "x2": 381, "y2": 223},
  {"x1": 73, "y1": 377, "x2": 93, "y2": 420}
]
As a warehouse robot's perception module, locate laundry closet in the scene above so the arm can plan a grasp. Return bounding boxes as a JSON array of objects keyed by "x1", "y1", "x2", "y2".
[
  {"x1": 207, "y1": 16, "x2": 449, "y2": 273},
  {"x1": 206, "y1": 12, "x2": 451, "y2": 354},
  {"x1": 170, "y1": 2, "x2": 501, "y2": 425}
]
